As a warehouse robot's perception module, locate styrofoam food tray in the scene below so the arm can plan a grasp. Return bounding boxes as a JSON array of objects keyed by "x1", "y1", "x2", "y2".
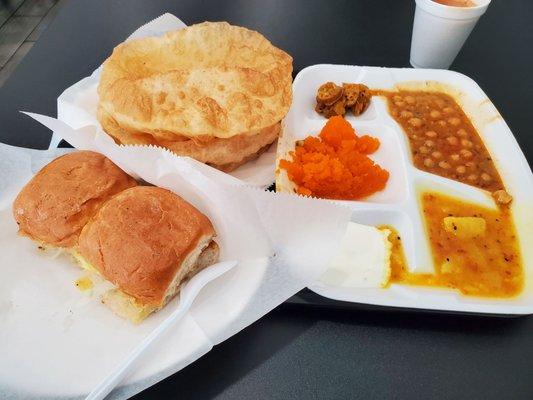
[{"x1": 277, "y1": 64, "x2": 533, "y2": 315}]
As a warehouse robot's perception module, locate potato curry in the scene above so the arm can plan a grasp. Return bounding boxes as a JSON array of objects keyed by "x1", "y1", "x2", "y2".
[{"x1": 384, "y1": 192, "x2": 523, "y2": 298}]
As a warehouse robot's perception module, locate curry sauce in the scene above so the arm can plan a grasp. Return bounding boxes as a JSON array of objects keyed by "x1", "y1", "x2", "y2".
[
  {"x1": 383, "y1": 192, "x2": 524, "y2": 298},
  {"x1": 381, "y1": 90, "x2": 504, "y2": 192}
]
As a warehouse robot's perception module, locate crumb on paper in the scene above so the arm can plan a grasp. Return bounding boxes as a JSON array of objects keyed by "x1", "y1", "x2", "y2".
[{"x1": 75, "y1": 275, "x2": 94, "y2": 292}]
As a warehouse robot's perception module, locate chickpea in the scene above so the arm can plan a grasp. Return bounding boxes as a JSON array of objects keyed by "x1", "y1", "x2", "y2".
[
  {"x1": 448, "y1": 117, "x2": 461, "y2": 126},
  {"x1": 457, "y1": 128, "x2": 468, "y2": 137},
  {"x1": 425, "y1": 130, "x2": 437, "y2": 138},
  {"x1": 492, "y1": 190, "x2": 513, "y2": 205},
  {"x1": 408, "y1": 117, "x2": 423, "y2": 127},
  {"x1": 405, "y1": 96, "x2": 415, "y2": 105},
  {"x1": 424, "y1": 158, "x2": 434, "y2": 167},
  {"x1": 467, "y1": 174, "x2": 478, "y2": 182},
  {"x1": 481, "y1": 172, "x2": 492, "y2": 182},
  {"x1": 443, "y1": 107, "x2": 454, "y2": 114},
  {"x1": 446, "y1": 136, "x2": 459, "y2": 145},
  {"x1": 393, "y1": 95, "x2": 403, "y2": 102},
  {"x1": 400, "y1": 110, "x2": 413, "y2": 118},
  {"x1": 431, "y1": 151, "x2": 442, "y2": 159},
  {"x1": 451, "y1": 153, "x2": 460, "y2": 161},
  {"x1": 395, "y1": 101, "x2": 405, "y2": 107},
  {"x1": 419, "y1": 146, "x2": 429, "y2": 154},
  {"x1": 456, "y1": 165, "x2": 466, "y2": 174},
  {"x1": 460, "y1": 149, "x2": 473, "y2": 159},
  {"x1": 438, "y1": 120, "x2": 447, "y2": 127},
  {"x1": 424, "y1": 140, "x2": 435, "y2": 147},
  {"x1": 430, "y1": 110, "x2": 441, "y2": 118},
  {"x1": 438, "y1": 161, "x2": 451, "y2": 169},
  {"x1": 436, "y1": 99, "x2": 445, "y2": 108},
  {"x1": 461, "y1": 139, "x2": 473, "y2": 148},
  {"x1": 465, "y1": 161, "x2": 475, "y2": 168}
]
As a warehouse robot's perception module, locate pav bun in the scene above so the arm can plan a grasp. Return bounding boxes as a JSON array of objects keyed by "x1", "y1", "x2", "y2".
[
  {"x1": 12, "y1": 151, "x2": 137, "y2": 247},
  {"x1": 77, "y1": 186, "x2": 218, "y2": 320}
]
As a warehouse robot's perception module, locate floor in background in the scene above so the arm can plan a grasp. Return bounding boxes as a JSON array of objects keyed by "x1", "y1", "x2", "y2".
[{"x1": 0, "y1": 0, "x2": 66, "y2": 87}]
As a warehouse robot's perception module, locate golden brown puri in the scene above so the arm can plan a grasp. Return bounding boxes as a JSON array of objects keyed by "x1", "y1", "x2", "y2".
[
  {"x1": 12, "y1": 151, "x2": 137, "y2": 247},
  {"x1": 77, "y1": 186, "x2": 217, "y2": 308},
  {"x1": 99, "y1": 105, "x2": 280, "y2": 171},
  {"x1": 97, "y1": 21, "x2": 292, "y2": 170}
]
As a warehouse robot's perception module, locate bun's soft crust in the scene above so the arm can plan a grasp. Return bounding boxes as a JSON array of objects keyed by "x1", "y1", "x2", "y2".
[
  {"x1": 12, "y1": 151, "x2": 137, "y2": 247},
  {"x1": 97, "y1": 21, "x2": 292, "y2": 170},
  {"x1": 78, "y1": 186, "x2": 216, "y2": 307}
]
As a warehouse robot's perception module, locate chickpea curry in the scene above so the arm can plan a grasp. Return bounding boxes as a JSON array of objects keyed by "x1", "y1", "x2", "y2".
[
  {"x1": 382, "y1": 90, "x2": 504, "y2": 193},
  {"x1": 384, "y1": 192, "x2": 524, "y2": 298}
]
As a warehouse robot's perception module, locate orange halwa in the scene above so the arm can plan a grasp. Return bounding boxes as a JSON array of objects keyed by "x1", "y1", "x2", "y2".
[{"x1": 279, "y1": 116, "x2": 389, "y2": 200}]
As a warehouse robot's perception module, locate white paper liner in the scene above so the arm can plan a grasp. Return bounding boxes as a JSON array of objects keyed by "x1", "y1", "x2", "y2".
[
  {"x1": 55, "y1": 13, "x2": 277, "y2": 189},
  {"x1": 0, "y1": 126, "x2": 351, "y2": 399}
]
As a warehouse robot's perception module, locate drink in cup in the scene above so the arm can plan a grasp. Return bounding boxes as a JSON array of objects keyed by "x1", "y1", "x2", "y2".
[{"x1": 410, "y1": 0, "x2": 491, "y2": 69}]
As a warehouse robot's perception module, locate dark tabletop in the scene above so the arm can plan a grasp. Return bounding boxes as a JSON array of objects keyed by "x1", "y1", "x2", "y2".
[{"x1": 1, "y1": 0, "x2": 532, "y2": 399}]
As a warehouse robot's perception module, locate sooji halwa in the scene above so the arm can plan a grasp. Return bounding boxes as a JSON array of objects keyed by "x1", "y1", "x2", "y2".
[
  {"x1": 384, "y1": 192, "x2": 523, "y2": 298},
  {"x1": 381, "y1": 90, "x2": 507, "y2": 196},
  {"x1": 279, "y1": 116, "x2": 389, "y2": 200}
]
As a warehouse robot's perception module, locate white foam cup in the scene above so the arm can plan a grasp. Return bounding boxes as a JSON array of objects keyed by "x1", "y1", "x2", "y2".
[{"x1": 410, "y1": 0, "x2": 491, "y2": 69}]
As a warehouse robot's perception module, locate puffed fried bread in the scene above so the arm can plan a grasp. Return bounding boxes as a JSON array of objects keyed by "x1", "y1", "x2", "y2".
[{"x1": 97, "y1": 21, "x2": 293, "y2": 170}]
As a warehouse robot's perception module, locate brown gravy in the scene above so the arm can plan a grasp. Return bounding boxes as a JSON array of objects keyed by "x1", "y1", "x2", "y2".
[{"x1": 380, "y1": 90, "x2": 504, "y2": 192}]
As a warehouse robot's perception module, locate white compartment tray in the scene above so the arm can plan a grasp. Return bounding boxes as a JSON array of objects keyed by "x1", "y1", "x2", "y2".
[{"x1": 278, "y1": 64, "x2": 533, "y2": 315}]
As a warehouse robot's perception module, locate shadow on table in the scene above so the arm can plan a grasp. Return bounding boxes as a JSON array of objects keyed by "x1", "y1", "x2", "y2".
[
  {"x1": 132, "y1": 304, "x2": 317, "y2": 400},
  {"x1": 287, "y1": 288, "x2": 530, "y2": 334},
  {"x1": 284, "y1": 302, "x2": 530, "y2": 336},
  {"x1": 133, "y1": 297, "x2": 529, "y2": 399}
]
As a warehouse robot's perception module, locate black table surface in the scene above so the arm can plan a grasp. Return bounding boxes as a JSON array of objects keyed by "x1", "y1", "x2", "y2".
[{"x1": 1, "y1": 0, "x2": 532, "y2": 399}]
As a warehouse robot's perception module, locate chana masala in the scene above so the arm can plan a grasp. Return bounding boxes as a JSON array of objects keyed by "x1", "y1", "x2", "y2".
[
  {"x1": 381, "y1": 90, "x2": 504, "y2": 192},
  {"x1": 279, "y1": 116, "x2": 389, "y2": 200},
  {"x1": 382, "y1": 192, "x2": 524, "y2": 298}
]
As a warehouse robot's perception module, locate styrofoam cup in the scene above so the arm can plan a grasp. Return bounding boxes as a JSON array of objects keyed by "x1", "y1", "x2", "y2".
[{"x1": 410, "y1": 0, "x2": 491, "y2": 69}]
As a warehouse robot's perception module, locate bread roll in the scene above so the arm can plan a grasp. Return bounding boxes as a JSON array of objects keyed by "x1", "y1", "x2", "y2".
[
  {"x1": 77, "y1": 186, "x2": 219, "y2": 322},
  {"x1": 12, "y1": 151, "x2": 137, "y2": 247}
]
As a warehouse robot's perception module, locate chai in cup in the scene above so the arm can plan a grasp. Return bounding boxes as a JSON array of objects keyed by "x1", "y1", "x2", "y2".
[{"x1": 432, "y1": 0, "x2": 476, "y2": 7}]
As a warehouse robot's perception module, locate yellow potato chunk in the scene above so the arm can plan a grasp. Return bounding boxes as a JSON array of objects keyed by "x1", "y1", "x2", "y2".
[{"x1": 443, "y1": 216, "x2": 486, "y2": 239}]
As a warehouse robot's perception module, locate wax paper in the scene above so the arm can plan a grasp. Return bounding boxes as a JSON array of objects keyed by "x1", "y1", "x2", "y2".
[{"x1": 0, "y1": 122, "x2": 351, "y2": 399}]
